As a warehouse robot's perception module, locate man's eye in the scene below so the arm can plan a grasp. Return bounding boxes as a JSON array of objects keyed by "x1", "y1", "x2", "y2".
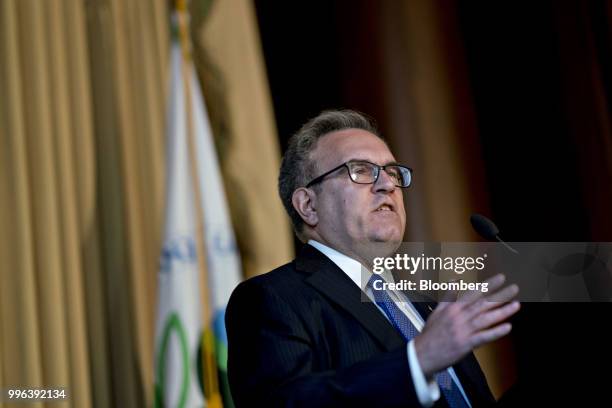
[
  {"x1": 386, "y1": 169, "x2": 401, "y2": 180},
  {"x1": 353, "y1": 165, "x2": 370, "y2": 174}
]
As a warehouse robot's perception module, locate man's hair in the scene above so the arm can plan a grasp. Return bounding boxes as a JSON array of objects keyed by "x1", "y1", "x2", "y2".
[{"x1": 278, "y1": 109, "x2": 381, "y2": 236}]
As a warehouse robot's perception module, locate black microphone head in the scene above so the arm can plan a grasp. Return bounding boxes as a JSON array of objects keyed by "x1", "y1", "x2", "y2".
[{"x1": 470, "y1": 214, "x2": 500, "y2": 241}]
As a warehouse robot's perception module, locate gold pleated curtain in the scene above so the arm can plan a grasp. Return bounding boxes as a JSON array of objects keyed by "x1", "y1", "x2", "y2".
[
  {"x1": 0, "y1": 0, "x2": 169, "y2": 406},
  {"x1": 0, "y1": 0, "x2": 292, "y2": 406},
  {"x1": 192, "y1": 0, "x2": 294, "y2": 279}
]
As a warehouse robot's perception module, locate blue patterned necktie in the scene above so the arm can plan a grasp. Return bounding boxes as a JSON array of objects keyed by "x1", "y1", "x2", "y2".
[{"x1": 368, "y1": 274, "x2": 470, "y2": 408}]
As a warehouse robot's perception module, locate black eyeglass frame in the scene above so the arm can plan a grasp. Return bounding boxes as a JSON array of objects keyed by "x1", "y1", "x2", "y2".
[{"x1": 305, "y1": 160, "x2": 413, "y2": 188}]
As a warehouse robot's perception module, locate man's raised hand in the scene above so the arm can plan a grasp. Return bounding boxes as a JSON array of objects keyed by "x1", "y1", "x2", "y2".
[{"x1": 414, "y1": 274, "x2": 520, "y2": 378}]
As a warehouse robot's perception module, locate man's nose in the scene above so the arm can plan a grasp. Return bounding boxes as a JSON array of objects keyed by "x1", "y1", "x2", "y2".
[{"x1": 373, "y1": 169, "x2": 396, "y2": 193}]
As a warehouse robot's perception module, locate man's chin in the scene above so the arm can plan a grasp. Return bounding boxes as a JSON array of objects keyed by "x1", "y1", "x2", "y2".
[
  {"x1": 370, "y1": 224, "x2": 403, "y2": 241},
  {"x1": 367, "y1": 230, "x2": 403, "y2": 252}
]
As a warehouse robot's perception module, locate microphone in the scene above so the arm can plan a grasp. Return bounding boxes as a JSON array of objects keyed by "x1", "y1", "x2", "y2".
[{"x1": 470, "y1": 214, "x2": 519, "y2": 254}]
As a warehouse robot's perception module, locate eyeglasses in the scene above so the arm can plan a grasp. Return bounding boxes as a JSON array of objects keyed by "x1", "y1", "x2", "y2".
[{"x1": 305, "y1": 160, "x2": 413, "y2": 188}]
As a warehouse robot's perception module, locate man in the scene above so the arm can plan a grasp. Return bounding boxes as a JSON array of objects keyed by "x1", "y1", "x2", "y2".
[{"x1": 226, "y1": 110, "x2": 520, "y2": 407}]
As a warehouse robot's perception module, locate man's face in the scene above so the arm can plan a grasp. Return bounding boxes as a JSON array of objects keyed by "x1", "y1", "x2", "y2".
[{"x1": 309, "y1": 129, "x2": 406, "y2": 257}]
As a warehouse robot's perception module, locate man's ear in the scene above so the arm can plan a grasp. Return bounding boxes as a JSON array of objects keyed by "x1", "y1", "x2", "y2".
[{"x1": 292, "y1": 187, "x2": 318, "y2": 227}]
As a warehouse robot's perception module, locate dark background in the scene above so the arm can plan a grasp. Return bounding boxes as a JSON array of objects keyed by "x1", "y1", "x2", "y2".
[{"x1": 255, "y1": 0, "x2": 612, "y2": 405}]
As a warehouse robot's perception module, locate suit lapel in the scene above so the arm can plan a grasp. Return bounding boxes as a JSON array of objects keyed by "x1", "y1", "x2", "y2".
[
  {"x1": 452, "y1": 353, "x2": 495, "y2": 404},
  {"x1": 296, "y1": 245, "x2": 405, "y2": 351},
  {"x1": 410, "y1": 298, "x2": 436, "y2": 319}
]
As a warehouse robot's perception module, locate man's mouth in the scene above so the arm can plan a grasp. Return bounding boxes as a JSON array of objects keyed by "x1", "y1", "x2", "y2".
[{"x1": 375, "y1": 204, "x2": 394, "y2": 212}]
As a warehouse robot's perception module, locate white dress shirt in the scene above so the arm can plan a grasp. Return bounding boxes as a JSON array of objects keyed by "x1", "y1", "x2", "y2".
[{"x1": 309, "y1": 240, "x2": 472, "y2": 408}]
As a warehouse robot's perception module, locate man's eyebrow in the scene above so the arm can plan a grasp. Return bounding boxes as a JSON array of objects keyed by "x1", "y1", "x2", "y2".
[
  {"x1": 384, "y1": 161, "x2": 401, "y2": 166},
  {"x1": 348, "y1": 158, "x2": 402, "y2": 166}
]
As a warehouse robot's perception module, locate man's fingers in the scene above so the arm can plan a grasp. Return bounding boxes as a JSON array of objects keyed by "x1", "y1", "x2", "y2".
[
  {"x1": 442, "y1": 288, "x2": 458, "y2": 302},
  {"x1": 471, "y1": 301, "x2": 520, "y2": 331},
  {"x1": 436, "y1": 288, "x2": 459, "y2": 311},
  {"x1": 458, "y1": 273, "x2": 506, "y2": 305},
  {"x1": 487, "y1": 283, "x2": 519, "y2": 304},
  {"x1": 466, "y1": 283, "x2": 520, "y2": 317},
  {"x1": 470, "y1": 323, "x2": 513, "y2": 348}
]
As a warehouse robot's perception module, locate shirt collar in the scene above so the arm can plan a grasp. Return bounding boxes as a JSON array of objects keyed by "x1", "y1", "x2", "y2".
[{"x1": 308, "y1": 239, "x2": 366, "y2": 289}]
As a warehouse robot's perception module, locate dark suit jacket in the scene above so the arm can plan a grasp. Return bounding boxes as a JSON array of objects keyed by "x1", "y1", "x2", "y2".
[{"x1": 226, "y1": 244, "x2": 496, "y2": 407}]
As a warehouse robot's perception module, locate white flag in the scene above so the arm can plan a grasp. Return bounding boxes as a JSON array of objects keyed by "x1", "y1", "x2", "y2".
[
  {"x1": 155, "y1": 30, "x2": 243, "y2": 406},
  {"x1": 154, "y1": 43, "x2": 205, "y2": 408}
]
